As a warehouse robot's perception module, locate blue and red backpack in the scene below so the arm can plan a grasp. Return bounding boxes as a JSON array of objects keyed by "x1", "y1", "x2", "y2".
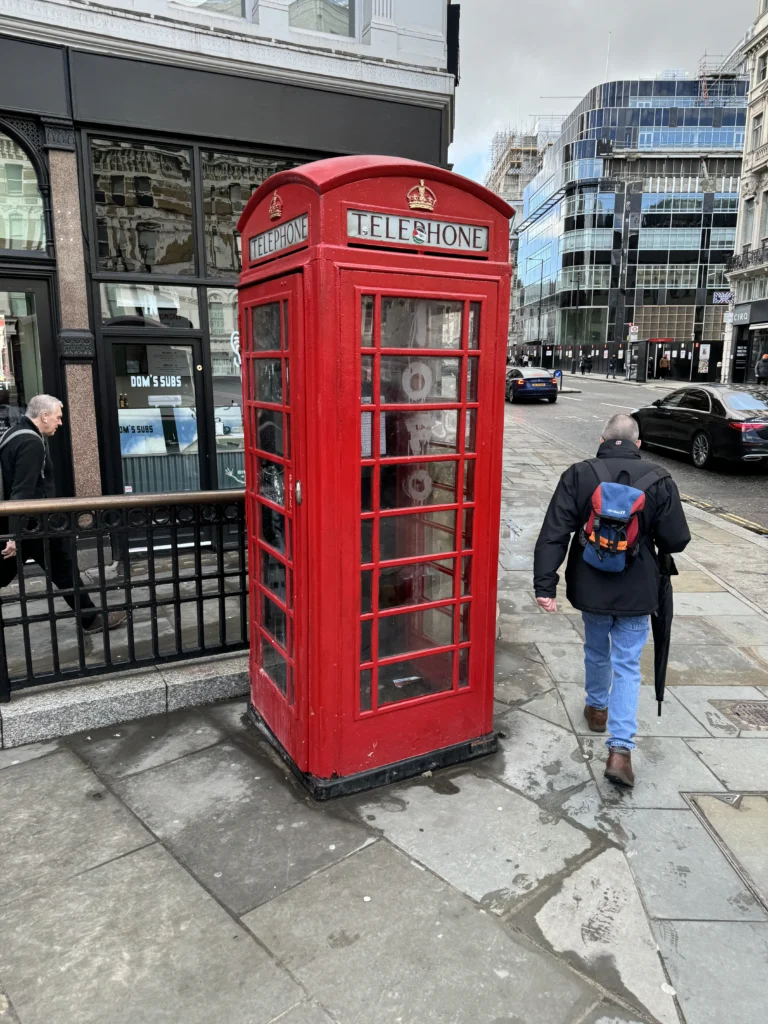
[{"x1": 581, "y1": 460, "x2": 669, "y2": 573}]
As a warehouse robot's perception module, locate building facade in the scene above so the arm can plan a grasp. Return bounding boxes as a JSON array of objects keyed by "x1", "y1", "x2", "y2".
[
  {"x1": 514, "y1": 69, "x2": 746, "y2": 379},
  {"x1": 0, "y1": 0, "x2": 458, "y2": 497},
  {"x1": 727, "y1": 1, "x2": 768, "y2": 383}
]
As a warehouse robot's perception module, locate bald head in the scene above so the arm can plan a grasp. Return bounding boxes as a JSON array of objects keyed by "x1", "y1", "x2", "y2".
[{"x1": 601, "y1": 413, "x2": 640, "y2": 445}]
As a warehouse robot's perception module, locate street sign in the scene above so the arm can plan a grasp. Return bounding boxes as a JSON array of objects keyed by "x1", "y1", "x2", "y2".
[{"x1": 629, "y1": 325, "x2": 639, "y2": 337}]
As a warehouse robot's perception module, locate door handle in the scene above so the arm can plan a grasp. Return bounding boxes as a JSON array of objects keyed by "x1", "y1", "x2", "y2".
[{"x1": 295, "y1": 481, "x2": 303, "y2": 506}]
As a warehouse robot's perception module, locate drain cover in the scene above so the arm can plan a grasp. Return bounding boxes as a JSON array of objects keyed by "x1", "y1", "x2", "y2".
[{"x1": 710, "y1": 700, "x2": 768, "y2": 731}]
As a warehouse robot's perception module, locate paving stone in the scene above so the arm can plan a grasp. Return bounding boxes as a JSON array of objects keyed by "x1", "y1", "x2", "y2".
[
  {"x1": 354, "y1": 773, "x2": 592, "y2": 913},
  {"x1": 520, "y1": 688, "x2": 572, "y2": 729},
  {"x1": 687, "y1": 738, "x2": 768, "y2": 791},
  {"x1": 68, "y1": 709, "x2": 226, "y2": 781},
  {"x1": 583, "y1": 737, "x2": 725, "y2": 809},
  {"x1": 496, "y1": 570, "x2": 537, "y2": 592},
  {"x1": 670, "y1": 685, "x2": 767, "y2": 737},
  {"x1": 694, "y1": 795, "x2": 768, "y2": 906},
  {"x1": 483, "y1": 709, "x2": 592, "y2": 799},
  {"x1": 114, "y1": 741, "x2": 372, "y2": 916},
  {"x1": 497, "y1": 591, "x2": 539, "y2": 615},
  {"x1": 0, "y1": 741, "x2": 58, "y2": 769},
  {"x1": 0, "y1": 844, "x2": 301, "y2": 1024},
  {"x1": 0, "y1": 750, "x2": 151, "y2": 907},
  {"x1": 536, "y1": 642, "x2": 585, "y2": 683},
  {"x1": 614, "y1": 809, "x2": 765, "y2": 921},
  {"x1": 640, "y1": 642, "x2": 768, "y2": 686},
  {"x1": 654, "y1": 920, "x2": 768, "y2": 1024},
  {"x1": 0, "y1": 982, "x2": 20, "y2": 1024},
  {"x1": 531, "y1": 849, "x2": 678, "y2": 1024},
  {"x1": 162, "y1": 653, "x2": 249, "y2": 710},
  {"x1": 200, "y1": 697, "x2": 251, "y2": 734},
  {"x1": 706, "y1": 615, "x2": 768, "y2": 646},
  {"x1": 557, "y1": 781, "x2": 622, "y2": 839},
  {"x1": 671, "y1": 592, "x2": 756, "y2": 616},
  {"x1": 663, "y1": 615, "x2": 733, "y2": 645},
  {"x1": 268, "y1": 1003, "x2": 335, "y2": 1024},
  {"x1": 579, "y1": 1004, "x2": 648, "y2": 1024},
  {"x1": 243, "y1": 842, "x2": 596, "y2": 1024},
  {"x1": 671, "y1": 571, "x2": 726, "y2": 593},
  {"x1": 498, "y1": 552, "x2": 535, "y2": 571},
  {"x1": 498, "y1": 613, "x2": 582, "y2": 644},
  {"x1": 558, "y1": 683, "x2": 709, "y2": 738},
  {"x1": 493, "y1": 641, "x2": 554, "y2": 704}
]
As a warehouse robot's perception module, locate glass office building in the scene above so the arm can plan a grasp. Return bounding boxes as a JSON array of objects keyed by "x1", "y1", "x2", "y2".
[{"x1": 515, "y1": 74, "x2": 747, "y2": 380}]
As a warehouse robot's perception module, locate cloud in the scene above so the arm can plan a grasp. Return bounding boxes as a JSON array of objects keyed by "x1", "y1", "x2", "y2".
[{"x1": 450, "y1": 0, "x2": 756, "y2": 182}]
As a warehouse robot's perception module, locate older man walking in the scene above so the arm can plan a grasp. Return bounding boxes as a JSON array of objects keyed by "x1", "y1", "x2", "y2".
[
  {"x1": 0, "y1": 394, "x2": 125, "y2": 633},
  {"x1": 533, "y1": 414, "x2": 690, "y2": 786}
]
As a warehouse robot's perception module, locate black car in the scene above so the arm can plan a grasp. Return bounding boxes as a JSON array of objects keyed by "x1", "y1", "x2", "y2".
[
  {"x1": 631, "y1": 385, "x2": 768, "y2": 469},
  {"x1": 505, "y1": 366, "x2": 558, "y2": 403}
]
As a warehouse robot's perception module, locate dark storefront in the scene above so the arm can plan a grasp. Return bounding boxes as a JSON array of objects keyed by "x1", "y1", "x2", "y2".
[
  {"x1": 0, "y1": 36, "x2": 451, "y2": 497},
  {"x1": 730, "y1": 302, "x2": 768, "y2": 384}
]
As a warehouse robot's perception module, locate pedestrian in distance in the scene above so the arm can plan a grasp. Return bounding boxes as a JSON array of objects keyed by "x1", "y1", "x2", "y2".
[
  {"x1": 607, "y1": 355, "x2": 618, "y2": 379},
  {"x1": 0, "y1": 395, "x2": 126, "y2": 634},
  {"x1": 755, "y1": 353, "x2": 768, "y2": 386},
  {"x1": 533, "y1": 414, "x2": 690, "y2": 787},
  {"x1": 586, "y1": 354, "x2": 594, "y2": 374},
  {"x1": 579, "y1": 355, "x2": 587, "y2": 376},
  {"x1": 658, "y1": 354, "x2": 670, "y2": 380}
]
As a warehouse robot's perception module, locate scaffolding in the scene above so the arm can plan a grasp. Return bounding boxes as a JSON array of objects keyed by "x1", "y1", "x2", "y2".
[{"x1": 485, "y1": 119, "x2": 564, "y2": 205}]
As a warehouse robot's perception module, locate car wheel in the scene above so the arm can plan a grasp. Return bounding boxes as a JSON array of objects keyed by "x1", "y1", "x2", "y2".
[
  {"x1": 691, "y1": 432, "x2": 711, "y2": 469},
  {"x1": 547, "y1": 395, "x2": 557, "y2": 403}
]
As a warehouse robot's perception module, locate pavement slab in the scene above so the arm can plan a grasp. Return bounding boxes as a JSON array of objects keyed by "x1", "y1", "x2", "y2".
[
  {"x1": 536, "y1": 642, "x2": 586, "y2": 684},
  {"x1": 243, "y1": 841, "x2": 597, "y2": 1024},
  {"x1": 639, "y1": 642, "x2": 768, "y2": 686},
  {"x1": 484, "y1": 708, "x2": 592, "y2": 800},
  {"x1": 613, "y1": 808, "x2": 765, "y2": 921},
  {"x1": 579, "y1": 1004, "x2": 651, "y2": 1024},
  {"x1": 654, "y1": 920, "x2": 768, "y2": 1024},
  {"x1": 670, "y1": 592, "x2": 755, "y2": 616},
  {"x1": 0, "y1": 740, "x2": 59, "y2": 769},
  {"x1": 498, "y1": 613, "x2": 582, "y2": 644},
  {"x1": 704, "y1": 615, "x2": 768, "y2": 647},
  {"x1": 68, "y1": 709, "x2": 226, "y2": 781},
  {"x1": 354, "y1": 772, "x2": 593, "y2": 913},
  {"x1": 493, "y1": 640, "x2": 554, "y2": 704},
  {"x1": 0, "y1": 750, "x2": 151, "y2": 908},
  {"x1": 693, "y1": 794, "x2": 768, "y2": 906},
  {"x1": 660, "y1": 615, "x2": 732, "y2": 646},
  {"x1": 114, "y1": 741, "x2": 372, "y2": 916},
  {"x1": 0, "y1": 844, "x2": 301, "y2": 1024},
  {"x1": 519, "y1": 687, "x2": 572, "y2": 729},
  {"x1": 559, "y1": 683, "x2": 709, "y2": 739},
  {"x1": 582, "y1": 737, "x2": 725, "y2": 809},
  {"x1": 530, "y1": 849, "x2": 679, "y2": 1024},
  {"x1": 669, "y1": 685, "x2": 768, "y2": 737},
  {"x1": 686, "y1": 738, "x2": 768, "y2": 791},
  {"x1": 268, "y1": 1004, "x2": 335, "y2": 1024},
  {"x1": 670, "y1": 571, "x2": 726, "y2": 593},
  {"x1": 557, "y1": 781, "x2": 623, "y2": 839}
]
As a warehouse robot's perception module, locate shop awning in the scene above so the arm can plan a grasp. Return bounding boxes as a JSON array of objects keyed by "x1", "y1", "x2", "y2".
[{"x1": 749, "y1": 323, "x2": 768, "y2": 330}]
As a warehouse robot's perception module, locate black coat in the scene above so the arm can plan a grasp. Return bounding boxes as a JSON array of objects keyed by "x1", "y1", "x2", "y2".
[
  {"x1": 756, "y1": 358, "x2": 768, "y2": 380},
  {"x1": 0, "y1": 418, "x2": 54, "y2": 502},
  {"x1": 534, "y1": 440, "x2": 691, "y2": 616}
]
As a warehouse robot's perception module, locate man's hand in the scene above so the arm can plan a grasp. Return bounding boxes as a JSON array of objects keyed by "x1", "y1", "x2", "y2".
[
  {"x1": 2, "y1": 539, "x2": 16, "y2": 560},
  {"x1": 536, "y1": 596, "x2": 557, "y2": 613}
]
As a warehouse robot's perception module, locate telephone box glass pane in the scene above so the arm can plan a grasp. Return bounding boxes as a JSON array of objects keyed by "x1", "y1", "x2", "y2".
[
  {"x1": 469, "y1": 303, "x2": 481, "y2": 349},
  {"x1": 360, "y1": 670, "x2": 373, "y2": 712},
  {"x1": 256, "y1": 409, "x2": 284, "y2": 456},
  {"x1": 467, "y1": 357, "x2": 480, "y2": 403},
  {"x1": 382, "y1": 410, "x2": 458, "y2": 457},
  {"x1": 361, "y1": 570, "x2": 373, "y2": 614},
  {"x1": 463, "y1": 509, "x2": 474, "y2": 550},
  {"x1": 361, "y1": 356, "x2": 374, "y2": 402},
  {"x1": 260, "y1": 504, "x2": 287, "y2": 555},
  {"x1": 257, "y1": 458, "x2": 284, "y2": 505},
  {"x1": 378, "y1": 652, "x2": 454, "y2": 706},
  {"x1": 464, "y1": 461, "x2": 476, "y2": 501},
  {"x1": 261, "y1": 636, "x2": 287, "y2": 695},
  {"x1": 459, "y1": 648, "x2": 470, "y2": 688},
  {"x1": 261, "y1": 549, "x2": 287, "y2": 603},
  {"x1": 379, "y1": 511, "x2": 457, "y2": 561},
  {"x1": 361, "y1": 519, "x2": 373, "y2": 563},
  {"x1": 379, "y1": 606, "x2": 454, "y2": 659},
  {"x1": 460, "y1": 603, "x2": 471, "y2": 642},
  {"x1": 256, "y1": 359, "x2": 283, "y2": 404},
  {"x1": 381, "y1": 299, "x2": 463, "y2": 349},
  {"x1": 262, "y1": 593, "x2": 287, "y2": 649},
  {"x1": 380, "y1": 357, "x2": 460, "y2": 403},
  {"x1": 462, "y1": 556, "x2": 472, "y2": 595},
  {"x1": 361, "y1": 295, "x2": 375, "y2": 346},
  {"x1": 379, "y1": 560, "x2": 455, "y2": 610},
  {"x1": 252, "y1": 303, "x2": 281, "y2": 351},
  {"x1": 380, "y1": 462, "x2": 458, "y2": 509},
  {"x1": 360, "y1": 619, "x2": 373, "y2": 662},
  {"x1": 361, "y1": 466, "x2": 374, "y2": 512},
  {"x1": 465, "y1": 409, "x2": 477, "y2": 452}
]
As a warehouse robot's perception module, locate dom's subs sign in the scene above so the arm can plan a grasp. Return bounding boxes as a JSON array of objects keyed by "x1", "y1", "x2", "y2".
[{"x1": 347, "y1": 210, "x2": 489, "y2": 254}]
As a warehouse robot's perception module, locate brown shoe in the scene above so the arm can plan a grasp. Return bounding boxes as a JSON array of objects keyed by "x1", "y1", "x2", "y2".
[
  {"x1": 583, "y1": 705, "x2": 608, "y2": 733},
  {"x1": 83, "y1": 611, "x2": 127, "y2": 634},
  {"x1": 605, "y1": 747, "x2": 635, "y2": 788}
]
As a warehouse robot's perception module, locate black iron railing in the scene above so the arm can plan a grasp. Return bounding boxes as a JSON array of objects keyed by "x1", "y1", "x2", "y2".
[
  {"x1": 727, "y1": 248, "x2": 768, "y2": 272},
  {"x1": 0, "y1": 491, "x2": 248, "y2": 702}
]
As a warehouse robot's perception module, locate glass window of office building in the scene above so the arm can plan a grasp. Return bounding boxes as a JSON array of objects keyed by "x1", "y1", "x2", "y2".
[
  {"x1": 289, "y1": 0, "x2": 354, "y2": 35},
  {"x1": 0, "y1": 131, "x2": 47, "y2": 252}
]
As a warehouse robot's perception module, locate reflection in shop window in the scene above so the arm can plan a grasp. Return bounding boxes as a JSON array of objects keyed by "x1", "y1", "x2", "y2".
[
  {"x1": 289, "y1": 0, "x2": 354, "y2": 36},
  {"x1": 202, "y1": 152, "x2": 295, "y2": 278},
  {"x1": 91, "y1": 140, "x2": 194, "y2": 274},
  {"x1": 173, "y1": 0, "x2": 245, "y2": 16},
  {"x1": 100, "y1": 283, "x2": 200, "y2": 328},
  {"x1": 206, "y1": 289, "x2": 245, "y2": 489},
  {"x1": 0, "y1": 290, "x2": 44, "y2": 436},
  {"x1": 0, "y1": 132, "x2": 47, "y2": 251}
]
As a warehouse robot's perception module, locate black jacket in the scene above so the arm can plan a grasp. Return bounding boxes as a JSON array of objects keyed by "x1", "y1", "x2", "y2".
[
  {"x1": 756, "y1": 358, "x2": 768, "y2": 380},
  {"x1": 0, "y1": 418, "x2": 54, "y2": 502},
  {"x1": 534, "y1": 440, "x2": 691, "y2": 616}
]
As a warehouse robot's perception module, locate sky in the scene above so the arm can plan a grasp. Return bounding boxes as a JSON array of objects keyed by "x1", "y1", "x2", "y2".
[{"x1": 449, "y1": 0, "x2": 758, "y2": 184}]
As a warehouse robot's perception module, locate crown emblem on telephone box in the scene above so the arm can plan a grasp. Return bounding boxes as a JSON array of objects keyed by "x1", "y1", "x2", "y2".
[
  {"x1": 269, "y1": 191, "x2": 284, "y2": 221},
  {"x1": 407, "y1": 179, "x2": 437, "y2": 212}
]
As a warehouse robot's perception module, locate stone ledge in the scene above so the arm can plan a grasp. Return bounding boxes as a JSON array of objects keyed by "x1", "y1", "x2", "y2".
[{"x1": 0, "y1": 652, "x2": 250, "y2": 749}]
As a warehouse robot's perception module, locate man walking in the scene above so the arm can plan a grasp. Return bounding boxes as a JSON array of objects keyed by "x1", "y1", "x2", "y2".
[
  {"x1": 755, "y1": 353, "x2": 768, "y2": 386},
  {"x1": 607, "y1": 354, "x2": 618, "y2": 379},
  {"x1": 533, "y1": 414, "x2": 690, "y2": 786},
  {"x1": 0, "y1": 395, "x2": 125, "y2": 633}
]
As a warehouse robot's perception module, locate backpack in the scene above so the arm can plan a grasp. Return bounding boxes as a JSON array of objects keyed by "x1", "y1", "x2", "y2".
[
  {"x1": 582, "y1": 459, "x2": 669, "y2": 574},
  {"x1": 0, "y1": 428, "x2": 45, "y2": 502}
]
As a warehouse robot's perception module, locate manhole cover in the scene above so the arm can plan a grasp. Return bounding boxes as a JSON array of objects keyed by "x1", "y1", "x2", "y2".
[{"x1": 710, "y1": 700, "x2": 768, "y2": 731}]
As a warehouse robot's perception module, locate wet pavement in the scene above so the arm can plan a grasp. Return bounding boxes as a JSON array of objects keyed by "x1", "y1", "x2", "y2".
[{"x1": 1, "y1": 412, "x2": 768, "y2": 1023}]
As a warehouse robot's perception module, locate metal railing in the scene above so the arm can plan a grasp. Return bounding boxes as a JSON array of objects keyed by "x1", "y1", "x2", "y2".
[
  {"x1": 0, "y1": 491, "x2": 248, "y2": 702},
  {"x1": 727, "y1": 247, "x2": 768, "y2": 272}
]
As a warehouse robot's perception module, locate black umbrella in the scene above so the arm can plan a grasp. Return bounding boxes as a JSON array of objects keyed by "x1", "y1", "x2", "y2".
[{"x1": 651, "y1": 555, "x2": 677, "y2": 716}]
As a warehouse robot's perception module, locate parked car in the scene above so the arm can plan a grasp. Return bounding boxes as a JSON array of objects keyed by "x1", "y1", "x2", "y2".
[
  {"x1": 631, "y1": 385, "x2": 768, "y2": 469},
  {"x1": 505, "y1": 366, "x2": 558, "y2": 403}
]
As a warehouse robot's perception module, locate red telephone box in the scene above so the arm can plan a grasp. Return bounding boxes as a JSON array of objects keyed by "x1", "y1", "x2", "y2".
[{"x1": 237, "y1": 156, "x2": 513, "y2": 798}]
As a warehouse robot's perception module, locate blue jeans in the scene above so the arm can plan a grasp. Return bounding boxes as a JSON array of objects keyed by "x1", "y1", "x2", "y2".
[{"x1": 582, "y1": 612, "x2": 650, "y2": 751}]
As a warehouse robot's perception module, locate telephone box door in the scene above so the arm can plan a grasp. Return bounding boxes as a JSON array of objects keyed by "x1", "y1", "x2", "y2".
[
  {"x1": 242, "y1": 273, "x2": 309, "y2": 766},
  {"x1": 344, "y1": 271, "x2": 501, "y2": 768}
]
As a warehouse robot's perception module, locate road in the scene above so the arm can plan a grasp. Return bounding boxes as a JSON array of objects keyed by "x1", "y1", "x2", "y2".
[{"x1": 507, "y1": 374, "x2": 768, "y2": 531}]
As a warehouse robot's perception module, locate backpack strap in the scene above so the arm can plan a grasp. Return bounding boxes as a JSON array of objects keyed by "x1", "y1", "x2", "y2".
[
  {"x1": 0, "y1": 428, "x2": 44, "y2": 453},
  {"x1": 632, "y1": 466, "x2": 671, "y2": 493},
  {"x1": 587, "y1": 459, "x2": 614, "y2": 486}
]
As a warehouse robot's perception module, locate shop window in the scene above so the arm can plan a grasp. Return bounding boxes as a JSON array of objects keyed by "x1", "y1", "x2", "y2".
[
  {"x1": 289, "y1": 0, "x2": 354, "y2": 36},
  {"x1": 91, "y1": 139, "x2": 194, "y2": 274},
  {"x1": 0, "y1": 289, "x2": 44, "y2": 434},
  {"x1": 201, "y1": 151, "x2": 295, "y2": 278},
  {"x1": 100, "y1": 282, "x2": 200, "y2": 328},
  {"x1": 205, "y1": 288, "x2": 244, "y2": 489},
  {"x1": 0, "y1": 131, "x2": 47, "y2": 251}
]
